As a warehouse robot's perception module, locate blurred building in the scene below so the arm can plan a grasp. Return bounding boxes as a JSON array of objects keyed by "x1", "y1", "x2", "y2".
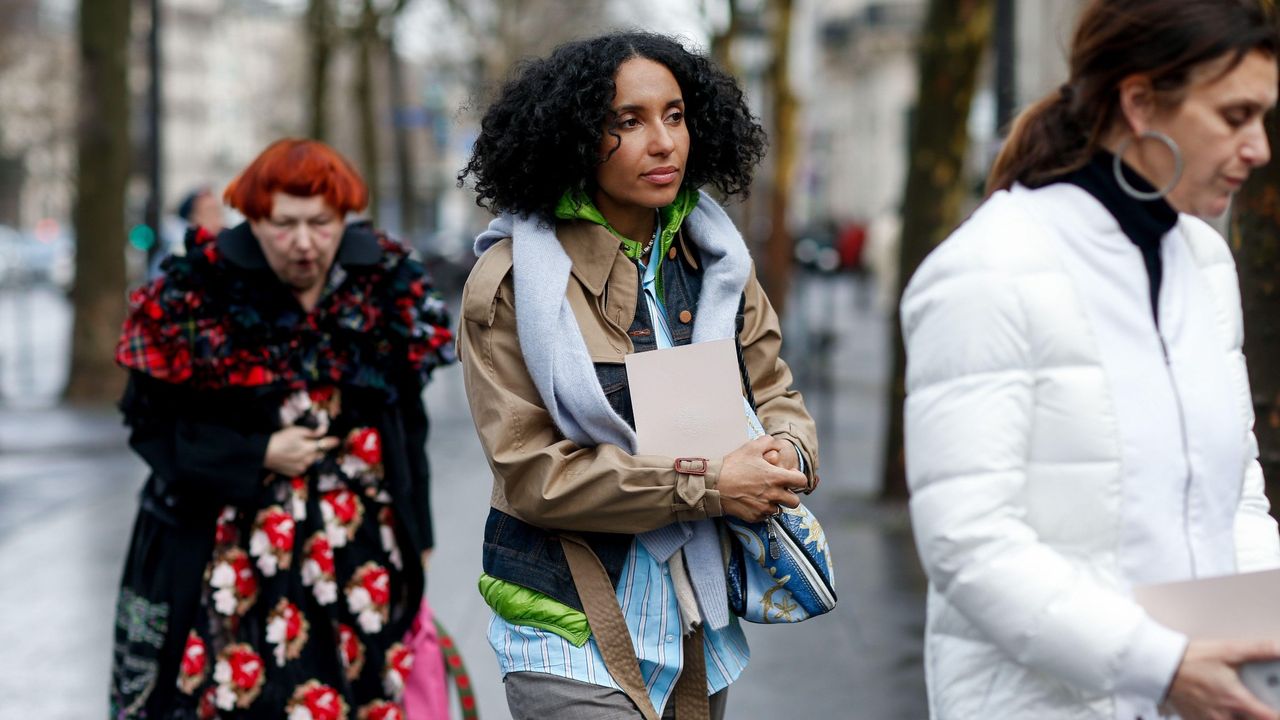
[
  {"x1": 0, "y1": 1, "x2": 76, "y2": 232},
  {"x1": 160, "y1": 0, "x2": 305, "y2": 218}
]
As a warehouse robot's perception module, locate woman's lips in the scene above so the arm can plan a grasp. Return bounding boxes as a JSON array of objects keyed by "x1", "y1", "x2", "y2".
[{"x1": 642, "y1": 167, "x2": 680, "y2": 185}]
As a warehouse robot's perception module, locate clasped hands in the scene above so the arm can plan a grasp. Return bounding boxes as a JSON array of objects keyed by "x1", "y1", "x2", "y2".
[
  {"x1": 718, "y1": 435, "x2": 810, "y2": 523},
  {"x1": 264, "y1": 422, "x2": 340, "y2": 477}
]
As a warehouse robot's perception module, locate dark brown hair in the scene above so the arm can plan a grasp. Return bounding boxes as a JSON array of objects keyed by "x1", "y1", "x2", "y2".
[{"x1": 987, "y1": 0, "x2": 1278, "y2": 195}]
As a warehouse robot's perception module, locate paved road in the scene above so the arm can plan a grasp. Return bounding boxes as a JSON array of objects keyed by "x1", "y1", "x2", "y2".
[{"x1": 0, "y1": 274, "x2": 928, "y2": 719}]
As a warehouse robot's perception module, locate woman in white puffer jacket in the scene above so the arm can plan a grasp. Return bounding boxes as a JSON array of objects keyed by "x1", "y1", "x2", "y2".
[{"x1": 902, "y1": 2, "x2": 1280, "y2": 719}]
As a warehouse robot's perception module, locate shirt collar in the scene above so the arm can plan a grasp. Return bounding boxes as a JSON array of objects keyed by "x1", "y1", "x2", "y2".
[{"x1": 217, "y1": 220, "x2": 383, "y2": 271}]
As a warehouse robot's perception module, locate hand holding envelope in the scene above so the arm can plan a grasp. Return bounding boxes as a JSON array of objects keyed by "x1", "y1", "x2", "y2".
[
  {"x1": 1136, "y1": 570, "x2": 1280, "y2": 719},
  {"x1": 625, "y1": 338, "x2": 807, "y2": 524}
]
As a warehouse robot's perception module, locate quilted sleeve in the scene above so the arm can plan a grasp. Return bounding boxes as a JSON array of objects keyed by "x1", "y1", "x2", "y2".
[{"x1": 901, "y1": 243, "x2": 1186, "y2": 702}]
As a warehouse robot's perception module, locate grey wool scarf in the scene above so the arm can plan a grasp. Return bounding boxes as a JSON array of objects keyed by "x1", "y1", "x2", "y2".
[{"x1": 473, "y1": 189, "x2": 751, "y2": 631}]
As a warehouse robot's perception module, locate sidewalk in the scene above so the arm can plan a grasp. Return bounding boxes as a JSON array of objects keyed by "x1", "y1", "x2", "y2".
[{"x1": 0, "y1": 272, "x2": 928, "y2": 719}]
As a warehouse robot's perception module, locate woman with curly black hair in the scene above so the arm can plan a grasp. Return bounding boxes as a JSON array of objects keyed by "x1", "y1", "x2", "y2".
[{"x1": 457, "y1": 32, "x2": 819, "y2": 720}]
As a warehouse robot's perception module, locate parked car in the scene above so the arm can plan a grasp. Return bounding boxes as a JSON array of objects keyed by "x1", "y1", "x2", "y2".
[{"x1": 0, "y1": 224, "x2": 74, "y2": 290}]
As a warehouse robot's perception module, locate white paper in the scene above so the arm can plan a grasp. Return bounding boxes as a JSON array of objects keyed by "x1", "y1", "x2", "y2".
[
  {"x1": 624, "y1": 338, "x2": 748, "y2": 458},
  {"x1": 1134, "y1": 568, "x2": 1280, "y2": 641}
]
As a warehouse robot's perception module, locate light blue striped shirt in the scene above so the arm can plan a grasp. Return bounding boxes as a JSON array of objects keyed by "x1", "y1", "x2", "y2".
[{"x1": 488, "y1": 229, "x2": 751, "y2": 713}]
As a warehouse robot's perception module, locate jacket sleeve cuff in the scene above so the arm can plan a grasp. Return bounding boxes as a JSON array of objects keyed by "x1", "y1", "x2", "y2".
[
  {"x1": 1114, "y1": 618, "x2": 1187, "y2": 701},
  {"x1": 770, "y1": 430, "x2": 815, "y2": 489},
  {"x1": 673, "y1": 457, "x2": 723, "y2": 521}
]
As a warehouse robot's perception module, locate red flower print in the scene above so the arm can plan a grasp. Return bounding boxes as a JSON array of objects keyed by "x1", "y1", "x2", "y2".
[
  {"x1": 320, "y1": 488, "x2": 364, "y2": 548},
  {"x1": 337, "y1": 623, "x2": 366, "y2": 681},
  {"x1": 287, "y1": 680, "x2": 349, "y2": 720},
  {"x1": 176, "y1": 631, "x2": 207, "y2": 694},
  {"x1": 381, "y1": 643, "x2": 414, "y2": 700},
  {"x1": 347, "y1": 428, "x2": 382, "y2": 466},
  {"x1": 364, "y1": 566, "x2": 391, "y2": 606},
  {"x1": 309, "y1": 386, "x2": 335, "y2": 405},
  {"x1": 346, "y1": 562, "x2": 392, "y2": 634},
  {"x1": 325, "y1": 489, "x2": 359, "y2": 524},
  {"x1": 301, "y1": 533, "x2": 338, "y2": 606},
  {"x1": 267, "y1": 598, "x2": 310, "y2": 667},
  {"x1": 209, "y1": 547, "x2": 258, "y2": 617},
  {"x1": 214, "y1": 506, "x2": 238, "y2": 546},
  {"x1": 233, "y1": 553, "x2": 257, "y2": 597},
  {"x1": 197, "y1": 687, "x2": 218, "y2": 720},
  {"x1": 357, "y1": 701, "x2": 404, "y2": 720},
  {"x1": 339, "y1": 427, "x2": 385, "y2": 489},
  {"x1": 213, "y1": 644, "x2": 265, "y2": 710},
  {"x1": 250, "y1": 505, "x2": 296, "y2": 577}
]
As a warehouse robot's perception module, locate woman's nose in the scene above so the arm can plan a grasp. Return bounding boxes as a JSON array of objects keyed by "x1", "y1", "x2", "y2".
[
  {"x1": 649, "y1": 124, "x2": 675, "y2": 155},
  {"x1": 1243, "y1": 124, "x2": 1271, "y2": 168}
]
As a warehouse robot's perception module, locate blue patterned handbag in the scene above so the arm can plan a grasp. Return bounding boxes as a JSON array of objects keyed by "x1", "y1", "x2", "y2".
[
  {"x1": 725, "y1": 505, "x2": 837, "y2": 623},
  {"x1": 726, "y1": 329, "x2": 837, "y2": 623}
]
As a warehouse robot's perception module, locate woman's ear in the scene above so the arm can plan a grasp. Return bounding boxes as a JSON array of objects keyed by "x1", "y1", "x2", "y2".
[{"x1": 1116, "y1": 73, "x2": 1158, "y2": 135}]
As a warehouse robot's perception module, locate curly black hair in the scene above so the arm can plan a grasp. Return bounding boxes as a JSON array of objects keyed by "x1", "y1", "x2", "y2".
[{"x1": 457, "y1": 32, "x2": 768, "y2": 218}]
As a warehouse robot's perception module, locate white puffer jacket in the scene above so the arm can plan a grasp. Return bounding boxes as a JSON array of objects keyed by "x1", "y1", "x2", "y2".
[{"x1": 902, "y1": 182, "x2": 1280, "y2": 720}]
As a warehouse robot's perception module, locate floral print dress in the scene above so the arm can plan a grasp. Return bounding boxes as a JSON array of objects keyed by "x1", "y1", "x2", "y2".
[
  {"x1": 176, "y1": 388, "x2": 414, "y2": 719},
  {"x1": 109, "y1": 222, "x2": 453, "y2": 720}
]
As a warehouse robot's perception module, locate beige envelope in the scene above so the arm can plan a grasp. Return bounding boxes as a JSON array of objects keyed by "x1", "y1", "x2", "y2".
[
  {"x1": 624, "y1": 338, "x2": 748, "y2": 459},
  {"x1": 1134, "y1": 568, "x2": 1280, "y2": 641}
]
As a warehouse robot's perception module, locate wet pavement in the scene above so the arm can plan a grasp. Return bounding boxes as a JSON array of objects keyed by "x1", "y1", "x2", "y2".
[{"x1": 0, "y1": 274, "x2": 929, "y2": 719}]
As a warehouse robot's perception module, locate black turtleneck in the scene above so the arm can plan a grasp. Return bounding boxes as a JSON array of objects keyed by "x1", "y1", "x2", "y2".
[{"x1": 1056, "y1": 151, "x2": 1179, "y2": 325}]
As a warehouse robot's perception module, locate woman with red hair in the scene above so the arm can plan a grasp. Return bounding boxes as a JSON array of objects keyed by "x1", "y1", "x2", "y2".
[{"x1": 109, "y1": 139, "x2": 454, "y2": 718}]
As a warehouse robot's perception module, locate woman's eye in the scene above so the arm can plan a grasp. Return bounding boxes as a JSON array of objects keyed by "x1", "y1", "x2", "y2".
[
  {"x1": 1224, "y1": 109, "x2": 1250, "y2": 128},
  {"x1": 617, "y1": 117, "x2": 640, "y2": 129},
  {"x1": 666, "y1": 111, "x2": 684, "y2": 125}
]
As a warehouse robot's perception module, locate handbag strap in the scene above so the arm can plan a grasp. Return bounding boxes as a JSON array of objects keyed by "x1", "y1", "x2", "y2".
[
  {"x1": 435, "y1": 618, "x2": 479, "y2": 719},
  {"x1": 561, "y1": 533, "x2": 661, "y2": 720},
  {"x1": 733, "y1": 293, "x2": 758, "y2": 412}
]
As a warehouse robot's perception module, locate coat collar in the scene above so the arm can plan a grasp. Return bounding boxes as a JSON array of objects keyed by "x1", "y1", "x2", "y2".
[
  {"x1": 217, "y1": 220, "x2": 383, "y2": 271},
  {"x1": 556, "y1": 219, "x2": 701, "y2": 297}
]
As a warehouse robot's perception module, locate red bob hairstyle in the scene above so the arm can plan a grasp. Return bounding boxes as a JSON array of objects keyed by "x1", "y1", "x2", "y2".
[{"x1": 223, "y1": 138, "x2": 368, "y2": 220}]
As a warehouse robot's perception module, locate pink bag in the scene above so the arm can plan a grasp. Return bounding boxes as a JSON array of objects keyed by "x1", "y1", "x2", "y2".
[{"x1": 403, "y1": 597, "x2": 451, "y2": 720}]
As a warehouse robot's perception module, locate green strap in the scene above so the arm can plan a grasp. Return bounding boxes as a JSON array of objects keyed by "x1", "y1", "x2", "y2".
[{"x1": 435, "y1": 618, "x2": 479, "y2": 719}]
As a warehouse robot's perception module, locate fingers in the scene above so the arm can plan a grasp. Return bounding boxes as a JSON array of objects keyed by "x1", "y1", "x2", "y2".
[
  {"x1": 1234, "y1": 689, "x2": 1280, "y2": 720},
  {"x1": 1220, "y1": 641, "x2": 1280, "y2": 666}
]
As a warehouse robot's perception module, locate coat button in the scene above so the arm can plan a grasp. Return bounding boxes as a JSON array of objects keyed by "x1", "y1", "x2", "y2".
[
  {"x1": 679, "y1": 310, "x2": 692, "y2": 324},
  {"x1": 668, "y1": 246, "x2": 677, "y2": 260}
]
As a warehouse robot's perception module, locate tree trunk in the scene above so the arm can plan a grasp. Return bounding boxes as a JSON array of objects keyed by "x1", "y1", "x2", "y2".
[
  {"x1": 1232, "y1": 111, "x2": 1280, "y2": 515},
  {"x1": 386, "y1": 32, "x2": 417, "y2": 240},
  {"x1": 709, "y1": 0, "x2": 742, "y2": 75},
  {"x1": 355, "y1": 1, "x2": 380, "y2": 224},
  {"x1": 880, "y1": 0, "x2": 994, "y2": 500},
  {"x1": 66, "y1": 0, "x2": 131, "y2": 404},
  {"x1": 306, "y1": 0, "x2": 333, "y2": 141},
  {"x1": 762, "y1": 0, "x2": 797, "y2": 316}
]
